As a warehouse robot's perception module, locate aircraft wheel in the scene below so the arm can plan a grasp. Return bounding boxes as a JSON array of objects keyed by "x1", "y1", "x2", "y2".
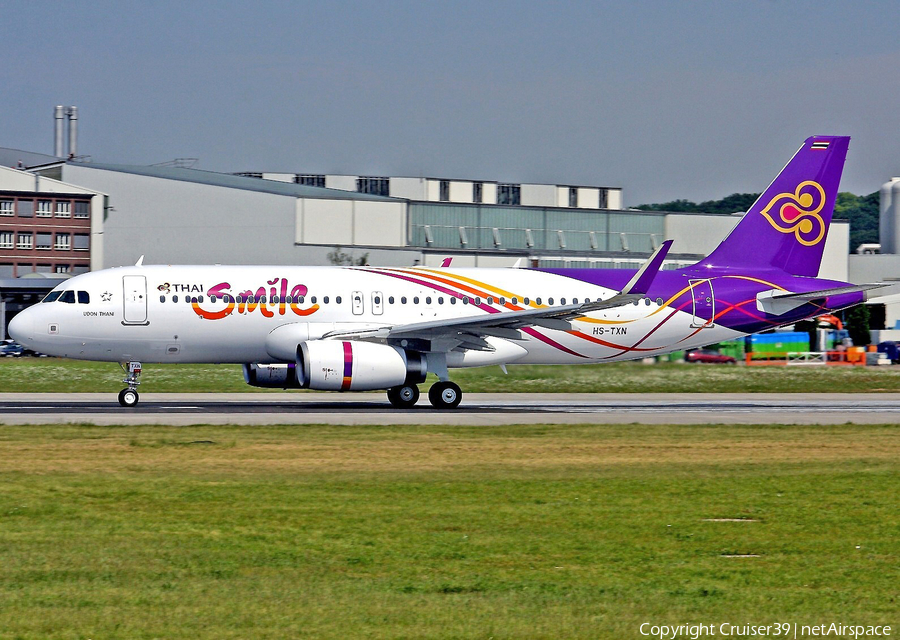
[
  {"x1": 118, "y1": 388, "x2": 139, "y2": 407},
  {"x1": 387, "y1": 384, "x2": 420, "y2": 408},
  {"x1": 428, "y1": 381, "x2": 462, "y2": 410}
]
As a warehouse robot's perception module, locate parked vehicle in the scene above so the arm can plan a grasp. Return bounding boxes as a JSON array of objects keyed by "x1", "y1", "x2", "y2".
[
  {"x1": 685, "y1": 349, "x2": 737, "y2": 364},
  {"x1": 0, "y1": 340, "x2": 24, "y2": 357}
]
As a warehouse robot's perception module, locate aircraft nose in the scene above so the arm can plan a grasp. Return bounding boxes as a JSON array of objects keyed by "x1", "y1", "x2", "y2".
[{"x1": 8, "y1": 310, "x2": 34, "y2": 345}]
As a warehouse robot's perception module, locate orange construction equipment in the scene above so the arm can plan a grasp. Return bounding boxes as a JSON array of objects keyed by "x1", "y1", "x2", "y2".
[{"x1": 816, "y1": 314, "x2": 843, "y2": 330}]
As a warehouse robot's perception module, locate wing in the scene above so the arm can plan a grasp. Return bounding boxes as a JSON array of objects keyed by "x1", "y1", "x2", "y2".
[{"x1": 322, "y1": 240, "x2": 673, "y2": 350}]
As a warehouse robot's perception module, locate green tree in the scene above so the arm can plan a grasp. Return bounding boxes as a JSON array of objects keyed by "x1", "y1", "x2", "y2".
[
  {"x1": 845, "y1": 304, "x2": 871, "y2": 347},
  {"x1": 327, "y1": 246, "x2": 369, "y2": 266}
]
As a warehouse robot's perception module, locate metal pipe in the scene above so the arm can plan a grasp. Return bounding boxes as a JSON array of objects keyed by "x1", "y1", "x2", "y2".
[
  {"x1": 66, "y1": 106, "x2": 78, "y2": 158},
  {"x1": 54, "y1": 105, "x2": 65, "y2": 157}
]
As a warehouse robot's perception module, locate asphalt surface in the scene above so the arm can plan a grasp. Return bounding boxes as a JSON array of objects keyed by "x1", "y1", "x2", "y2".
[{"x1": 1, "y1": 393, "x2": 898, "y2": 425}]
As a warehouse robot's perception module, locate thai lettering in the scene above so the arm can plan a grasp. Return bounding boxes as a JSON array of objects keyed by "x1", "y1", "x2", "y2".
[{"x1": 192, "y1": 278, "x2": 318, "y2": 320}]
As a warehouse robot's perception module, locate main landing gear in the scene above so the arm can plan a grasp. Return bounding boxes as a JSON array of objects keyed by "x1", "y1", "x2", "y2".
[
  {"x1": 118, "y1": 361, "x2": 142, "y2": 407},
  {"x1": 385, "y1": 380, "x2": 462, "y2": 410}
]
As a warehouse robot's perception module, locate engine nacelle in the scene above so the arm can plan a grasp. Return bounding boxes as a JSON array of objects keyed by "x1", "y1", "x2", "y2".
[
  {"x1": 242, "y1": 362, "x2": 303, "y2": 389},
  {"x1": 297, "y1": 340, "x2": 426, "y2": 391}
]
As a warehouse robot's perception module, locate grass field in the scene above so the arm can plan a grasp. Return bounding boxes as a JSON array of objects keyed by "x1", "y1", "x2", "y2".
[
  {"x1": 3, "y1": 357, "x2": 900, "y2": 393},
  {"x1": 0, "y1": 422, "x2": 896, "y2": 638}
]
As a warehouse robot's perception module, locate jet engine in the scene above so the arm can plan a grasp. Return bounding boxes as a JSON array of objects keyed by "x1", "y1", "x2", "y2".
[{"x1": 297, "y1": 340, "x2": 426, "y2": 391}]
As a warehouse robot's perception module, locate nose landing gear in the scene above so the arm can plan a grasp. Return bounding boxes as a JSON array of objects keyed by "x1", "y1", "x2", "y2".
[{"x1": 118, "y1": 361, "x2": 142, "y2": 407}]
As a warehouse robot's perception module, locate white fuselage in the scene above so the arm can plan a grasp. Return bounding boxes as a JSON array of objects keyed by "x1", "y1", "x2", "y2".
[{"x1": 12, "y1": 264, "x2": 742, "y2": 365}]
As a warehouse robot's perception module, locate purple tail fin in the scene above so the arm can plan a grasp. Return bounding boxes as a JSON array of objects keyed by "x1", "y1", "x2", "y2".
[{"x1": 700, "y1": 136, "x2": 850, "y2": 276}]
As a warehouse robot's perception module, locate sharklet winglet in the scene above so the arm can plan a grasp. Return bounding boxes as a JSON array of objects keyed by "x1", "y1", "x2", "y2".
[{"x1": 621, "y1": 239, "x2": 673, "y2": 295}]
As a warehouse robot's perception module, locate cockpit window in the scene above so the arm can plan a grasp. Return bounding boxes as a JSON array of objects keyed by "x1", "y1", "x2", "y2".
[
  {"x1": 77, "y1": 291, "x2": 90, "y2": 304},
  {"x1": 42, "y1": 291, "x2": 62, "y2": 303},
  {"x1": 59, "y1": 290, "x2": 76, "y2": 304}
]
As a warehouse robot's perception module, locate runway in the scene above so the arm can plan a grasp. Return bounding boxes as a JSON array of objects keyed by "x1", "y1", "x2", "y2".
[{"x1": 1, "y1": 392, "x2": 898, "y2": 425}]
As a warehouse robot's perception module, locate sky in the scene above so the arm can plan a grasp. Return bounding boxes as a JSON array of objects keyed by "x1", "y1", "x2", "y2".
[{"x1": 3, "y1": 0, "x2": 900, "y2": 205}]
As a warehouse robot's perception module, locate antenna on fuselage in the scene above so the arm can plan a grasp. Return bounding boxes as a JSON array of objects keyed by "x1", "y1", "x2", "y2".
[{"x1": 135, "y1": 255, "x2": 144, "y2": 267}]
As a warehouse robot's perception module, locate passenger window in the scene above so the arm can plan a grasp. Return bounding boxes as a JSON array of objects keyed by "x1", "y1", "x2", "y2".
[
  {"x1": 198, "y1": 296, "x2": 204, "y2": 303},
  {"x1": 499, "y1": 297, "x2": 506, "y2": 305},
  {"x1": 311, "y1": 296, "x2": 317, "y2": 304},
  {"x1": 438, "y1": 297, "x2": 444, "y2": 305},
  {"x1": 573, "y1": 298, "x2": 578, "y2": 304},
  {"x1": 389, "y1": 296, "x2": 395, "y2": 304},
  {"x1": 524, "y1": 297, "x2": 530, "y2": 305},
  {"x1": 336, "y1": 296, "x2": 342, "y2": 304},
  {"x1": 60, "y1": 290, "x2": 75, "y2": 304},
  {"x1": 511, "y1": 297, "x2": 518, "y2": 305},
  {"x1": 560, "y1": 298, "x2": 566, "y2": 305},
  {"x1": 401, "y1": 296, "x2": 407, "y2": 304},
  {"x1": 173, "y1": 295, "x2": 179, "y2": 303},
  {"x1": 450, "y1": 297, "x2": 456, "y2": 305},
  {"x1": 43, "y1": 291, "x2": 62, "y2": 303},
  {"x1": 323, "y1": 296, "x2": 329, "y2": 304},
  {"x1": 462, "y1": 297, "x2": 469, "y2": 305},
  {"x1": 413, "y1": 296, "x2": 419, "y2": 304},
  {"x1": 536, "y1": 297, "x2": 542, "y2": 305},
  {"x1": 487, "y1": 296, "x2": 494, "y2": 304},
  {"x1": 548, "y1": 298, "x2": 554, "y2": 305},
  {"x1": 657, "y1": 297, "x2": 664, "y2": 306},
  {"x1": 160, "y1": 295, "x2": 165, "y2": 303},
  {"x1": 299, "y1": 296, "x2": 305, "y2": 304},
  {"x1": 474, "y1": 297, "x2": 481, "y2": 305},
  {"x1": 425, "y1": 296, "x2": 432, "y2": 305}
]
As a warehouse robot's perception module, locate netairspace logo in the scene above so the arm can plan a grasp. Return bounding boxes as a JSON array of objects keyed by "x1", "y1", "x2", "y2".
[{"x1": 639, "y1": 622, "x2": 892, "y2": 639}]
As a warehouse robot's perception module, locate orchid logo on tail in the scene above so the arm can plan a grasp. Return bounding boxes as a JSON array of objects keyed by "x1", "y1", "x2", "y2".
[{"x1": 759, "y1": 180, "x2": 826, "y2": 246}]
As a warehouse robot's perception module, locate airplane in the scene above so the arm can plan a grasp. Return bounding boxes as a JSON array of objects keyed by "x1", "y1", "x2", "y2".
[{"x1": 8, "y1": 136, "x2": 882, "y2": 409}]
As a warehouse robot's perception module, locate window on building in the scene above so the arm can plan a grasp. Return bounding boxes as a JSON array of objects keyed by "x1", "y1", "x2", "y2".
[
  {"x1": 497, "y1": 184, "x2": 521, "y2": 205},
  {"x1": 56, "y1": 265, "x2": 70, "y2": 274},
  {"x1": 74, "y1": 234, "x2": 90, "y2": 251},
  {"x1": 36, "y1": 200, "x2": 53, "y2": 217},
  {"x1": 55, "y1": 233, "x2": 70, "y2": 250},
  {"x1": 35, "y1": 264, "x2": 52, "y2": 274},
  {"x1": 0, "y1": 232, "x2": 12, "y2": 249},
  {"x1": 473, "y1": 182, "x2": 483, "y2": 204},
  {"x1": 439, "y1": 180, "x2": 450, "y2": 202},
  {"x1": 36, "y1": 233, "x2": 52, "y2": 249},
  {"x1": 295, "y1": 175, "x2": 326, "y2": 187},
  {"x1": 73, "y1": 201, "x2": 90, "y2": 218},
  {"x1": 72, "y1": 265, "x2": 89, "y2": 275},
  {"x1": 16, "y1": 232, "x2": 32, "y2": 249},
  {"x1": 0, "y1": 200, "x2": 13, "y2": 216},
  {"x1": 599, "y1": 189, "x2": 608, "y2": 209},
  {"x1": 569, "y1": 187, "x2": 578, "y2": 208},
  {"x1": 356, "y1": 177, "x2": 390, "y2": 197},
  {"x1": 17, "y1": 200, "x2": 33, "y2": 217},
  {"x1": 0, "y1": 264, "x2": 14, "y2": 277},
  {"x1": 55, "y1": 201, "x2": 71, "y2": 217}
]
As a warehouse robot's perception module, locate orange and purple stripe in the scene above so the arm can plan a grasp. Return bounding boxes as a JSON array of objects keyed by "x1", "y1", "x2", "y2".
[{"x1": 341, "y1": 341, "x2": 353, "y2": 391}]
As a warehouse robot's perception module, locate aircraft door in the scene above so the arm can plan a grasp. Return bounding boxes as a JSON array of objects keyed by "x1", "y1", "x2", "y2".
[
  {"x1": 689, "y1": 279, "x2": 714, "y2": 328},
  {"x1": 372, "y1": 291, "x2": 384, "y2": 315},
  {"x1": 351, "y1": 291, "x2": 364, "y2": 315},
  {"x1": 122, "y1": 275, "x2": 148, "y2": 325}
]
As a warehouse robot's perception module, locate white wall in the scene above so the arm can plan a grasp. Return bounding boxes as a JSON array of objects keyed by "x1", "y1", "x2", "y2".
[
  {"x1": 325, "y1": 175, "x2": 357, "y2": 191},
  {"x1": 448, "y1": 181, "x2": 472, "y2": 203},
  {"x1": 520, "y1": 184, "x2": 556, "y2": 207},
  {"x1": 389, "y1": 177, "x2": 426, "y2": 200},
  {"x1": 298, "y1": 199, "x2": 406, "y2": 247},
  {"x1": 261, "y1": 173, "x2": 294, "y2": 183}
]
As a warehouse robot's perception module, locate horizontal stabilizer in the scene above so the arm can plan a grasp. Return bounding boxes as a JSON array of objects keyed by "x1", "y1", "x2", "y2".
[{"x1": 757, "y1": 283, "x2": 887, "y2": 315}]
